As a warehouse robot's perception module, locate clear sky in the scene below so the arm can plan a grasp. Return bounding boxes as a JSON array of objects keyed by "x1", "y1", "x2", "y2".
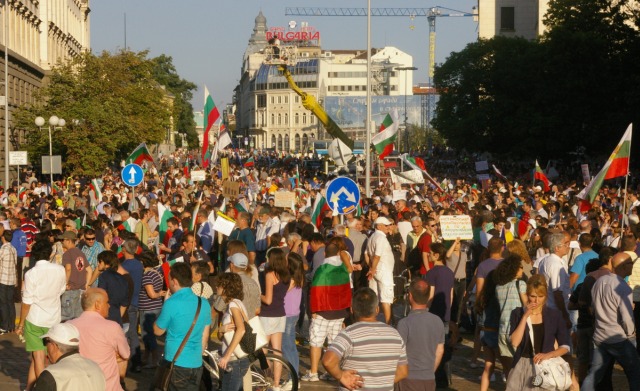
[{"x1": 90, "y1": 0, "x2": 478, "y2": 111}]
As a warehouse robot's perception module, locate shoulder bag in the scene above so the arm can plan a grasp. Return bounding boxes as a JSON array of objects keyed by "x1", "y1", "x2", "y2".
[
  {"x1": 153, "y1": 295, "x2": 203, "y2": 391},
  {"x1": 526, "y1": 317, "x2": 571, "y2": 390},
  {"x1": 223, "y1": 299, "x2": 268, "y2": 359}
]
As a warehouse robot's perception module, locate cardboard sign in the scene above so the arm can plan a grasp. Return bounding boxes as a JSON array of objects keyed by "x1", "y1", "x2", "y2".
[
  {"x1": 392, "y1": 190, "x2": 408, "y2": 202},
  {"x1": 274, "y1": 191, "x2": 296, "y2": 208},
  {"x1": 439, "y1": 215, "x2": 473, "y2": 240},
  {"x1": 222, "y1": 180, "x2": 240, "y2": 199},
  {"x1": 191, "y1": 170, "x2": 206, "y2": 181}
]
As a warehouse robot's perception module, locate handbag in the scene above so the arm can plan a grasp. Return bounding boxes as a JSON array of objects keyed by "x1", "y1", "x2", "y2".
[
  {"x1": 223, "y1": 299, "x2": 268, "y2": 359},
  {"x1": 153, "y1": 295, "x2": 203, "y2": 391},
  {"x1": 526, "y1": 317, "x2": 572, "y2": 390}
]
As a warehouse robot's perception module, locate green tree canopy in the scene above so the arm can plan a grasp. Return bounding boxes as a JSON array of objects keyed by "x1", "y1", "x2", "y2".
[
  {"x1": 14, "y1": 50, "x2": 171, "y2": 176},
  {"x1": 433, "y1": 0, "x2": 640, "y2": 159}
]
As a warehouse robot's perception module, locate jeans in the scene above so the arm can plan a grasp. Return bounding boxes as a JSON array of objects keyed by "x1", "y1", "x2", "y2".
[
  {"x1": 282, "y1": 315, "x2": 299, "y2": 374},
  {"x1": 169, "y1": 364, "x2": 203, "y2": 391},
  {"x1": 634, "y1": 302, "x2": 640, "y2": 356},
  {"x1": 140, "y1": 309, "x2": 161, "y2": 352},
  {"x1": 582, "y1": 339, "x2": 640, "y2": 390},
  {"x1": 0, "y1": 283, "x2": 15, "y2": 331},
  {"x1": 221, "y1": 358, "x2": 250, "y2": 391},
  {"x1": 127, "y1": 305, "x2": 142, "y2": 368},
  {"x1": 61, "y1": 289, "x2": 82, "y2": 321}
]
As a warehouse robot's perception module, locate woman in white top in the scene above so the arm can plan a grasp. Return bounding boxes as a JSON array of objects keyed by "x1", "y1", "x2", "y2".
[{"x1": 217, "y1": 273, "x2": 250, "y2": 391}]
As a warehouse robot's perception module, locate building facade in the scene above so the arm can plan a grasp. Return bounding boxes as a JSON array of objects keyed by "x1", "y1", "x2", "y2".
[
  {"x1": 478, "y1": 0, "x2": 549, "y2": 40},
  {"x1": 0, "y1": 0, "x2": 90, "y2": 185},
  {"x1": 234, "y1": 12, "x2": 415, "y2": 153}
]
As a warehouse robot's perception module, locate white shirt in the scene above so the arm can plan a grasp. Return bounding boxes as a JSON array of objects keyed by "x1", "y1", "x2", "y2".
[
  {"x1": 537, "y1": 253, "x2": 570, "y2": 312},
  {"x1": 366, "y1": 229, "x2": 395, "y2": 285},
  {"x1": 22, "y1": 260, "x2": 67, "y2": 328}
]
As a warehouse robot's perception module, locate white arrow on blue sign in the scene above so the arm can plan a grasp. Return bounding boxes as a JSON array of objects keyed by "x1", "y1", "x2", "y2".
[
  {"x1": 122, "y1": 163, "x2": 144, "y2": 187},
  {"x1": 326, "y1": 176, "x2": 360, "y2": 215}
]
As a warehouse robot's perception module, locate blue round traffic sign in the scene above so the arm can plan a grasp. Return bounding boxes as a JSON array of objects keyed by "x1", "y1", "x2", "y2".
[
  {"x1": 326, "y1": 176, "x2": 360, "y2": 215},
  {"x1": 122, "y1": 164, "x2": 144, "y2": 187}
]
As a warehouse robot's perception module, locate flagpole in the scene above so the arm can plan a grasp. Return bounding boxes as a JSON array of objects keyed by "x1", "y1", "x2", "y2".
[{"x1": 621, "y1": 129, "x2": 632, "y2": 232}]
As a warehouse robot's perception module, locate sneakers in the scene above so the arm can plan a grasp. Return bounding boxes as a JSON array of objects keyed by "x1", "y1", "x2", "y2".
[
  {"x1": 301, "y1": 372, "x2": 319, "y2": 382},
  {"x1": 281, "y1": 380, "x2": 294, "y2": 391},
  {"x1": 319, "y1": 372, "x2": 334, "y2": 381}
]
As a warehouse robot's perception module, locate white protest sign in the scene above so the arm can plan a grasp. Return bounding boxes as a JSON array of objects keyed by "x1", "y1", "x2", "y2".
[
  {"x1": 191, "y1": 170, "x2": 206, "y2": 181},
  {"x1": 439, "y1": 215, "x2": 473, "y2": 240},
  {"x1": 212, "y1": 212, "x2": 236, "y2": 236},
  {"x1": 392, "y1": 190, "x2": 408, "y2": 202}
]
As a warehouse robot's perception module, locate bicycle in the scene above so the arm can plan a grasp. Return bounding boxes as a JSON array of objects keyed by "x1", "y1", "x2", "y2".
[
  {"x1": 201, "y1": 347, "x2": 299, "y2": 391},
  {"x1": 391, "y1": 268, "x2": 412, "y2": 325}
]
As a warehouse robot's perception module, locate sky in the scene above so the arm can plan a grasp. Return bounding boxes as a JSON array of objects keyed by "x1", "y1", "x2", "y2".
[{"x1": 90, "y1": 0, "x2": 479, "y2": 111}]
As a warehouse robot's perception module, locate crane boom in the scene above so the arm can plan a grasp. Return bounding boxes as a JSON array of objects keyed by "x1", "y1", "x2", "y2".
[{"x1": 285, "y1": 7, "x2": 473, "y2": 18}]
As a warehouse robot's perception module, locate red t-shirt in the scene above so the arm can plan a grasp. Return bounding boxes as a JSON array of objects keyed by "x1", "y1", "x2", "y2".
[{"x1": 417, "y1": 233, "x2": 434, "y2": 275}]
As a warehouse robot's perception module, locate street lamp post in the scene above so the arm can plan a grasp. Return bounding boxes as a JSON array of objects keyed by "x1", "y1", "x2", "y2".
[
  {"x1": 395, "y1": 66, "x2": 417, "y2": 153},
  {"x1": 35, "y1": 116, "x2": 65, "y2": 187}
]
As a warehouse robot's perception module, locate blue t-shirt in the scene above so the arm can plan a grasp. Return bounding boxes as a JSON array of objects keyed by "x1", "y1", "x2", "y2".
[
  {"x1": 156, "y1": 288, "x2": 212, "y2": 368},
  {"x1": 122, "y1": 258, "x2": 144, "y2": 307},
  {"x1": 229, "y1": 227, "x2": 256, "y2": 252},
  {"x1": 11, "y1": 229, "x2": 27, "y2": 257},
  {"x1": 569, "y1": 250, "x2": 598, "y2": 291}
]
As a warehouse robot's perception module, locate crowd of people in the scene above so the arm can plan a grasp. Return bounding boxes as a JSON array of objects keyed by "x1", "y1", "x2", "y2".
[{"x1": 0, "y1": 147, "x2": 639, "y2": 391}]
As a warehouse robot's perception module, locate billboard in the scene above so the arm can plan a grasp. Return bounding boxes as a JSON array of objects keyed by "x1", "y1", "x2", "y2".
[{"x1": 324, "y1": 95, "x2": 431, "y2": 129}]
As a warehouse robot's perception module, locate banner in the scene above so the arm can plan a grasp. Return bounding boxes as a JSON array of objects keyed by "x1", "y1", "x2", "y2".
[
  {"x1": 389, "y1": 169, "x2": 424, "y2": 184},
  {"x1": 221, "y1": 157, "x2": 230, "y2": 180},
  {"x1": 274, "y1": 191, "x2": 296, "y2": 208},
  {"x1": 191, "y1": 170, "x2": 206, "y2": 181}
]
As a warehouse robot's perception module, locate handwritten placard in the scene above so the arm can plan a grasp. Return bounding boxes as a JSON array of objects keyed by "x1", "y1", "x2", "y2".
[
  {"x1": 392, "y1": 190, "x2": 408, "y2": 202},
  {"x1": 212, "y1": 211, "x2": 236, "y2": 236},
  {"x1": 191, "y1": 170, "x2": 206, "y2": 181},
  {"x1": 274, "y1": 191, "x2": 296, "y2": 208},
  {"x1": 439, "y1": 215, "x2": 473, "y2": 240},
  {"x1": 222, "y1": 180, "x2": 240, "y2": 199}
]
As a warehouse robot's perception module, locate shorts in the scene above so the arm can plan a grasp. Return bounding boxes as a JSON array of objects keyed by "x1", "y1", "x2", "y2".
[
  {"x1": 24, "y1": 320, "x2": 48, "y2": 352},
  {"x1": 309, "y1": 315, "x2": 344, "y2": 348},
  {"x1": 498, "y1": 333, "x2": 515, "y2": 357},
  {"x1": 395, "y1": 377, "x2": 436, "y2": 391},
  {"x1": 368, "y1": 278, "x2": 394, "y2": 304},
  {"x1": 260, "y1": 316, "x2": 285, "y2": 336},
  {"x1": 480, "y1": 330, "x2": 498, "y2": 349}
]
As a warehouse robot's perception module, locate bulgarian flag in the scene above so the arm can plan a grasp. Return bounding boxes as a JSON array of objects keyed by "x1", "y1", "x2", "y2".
[
  {"x1": 310, "y1": 256, "x2": 352, "y2": 313},
  {"x1": 310, "y1": 193, "x2": 330, "y2": 229},
  {"x1": 371, "y1": 110, "x2": 399, "y2": 159},
  {"x1": 534, "y1": 160, "x2": 551, "y2": 192},
  {"x1": 400, "y1": 153, "x2": 444, "y2": 192},
  {"x1": 126, "y1": 143, "x2": 154, "y2": 165},
  {"x1": 244, "y1": 157, "x2": 255, "y2": 168},
  {"x1": 90, "y1": 179, "x2": 102, "y2": 202},
  {"x1": 190, "y1": 193, "x2": 203, "y2": 231},
  {"x1": 158, "y1": 202, "x2": 174, "y2": 243},
  {"x1": 202, "y1": 85, "x2": 220, "y2": 168},
  {"x1": 121, "y1": 217, "x2": 138, "y2": 232},
  {"x1": 578, "y1": 124, "x2": 632, "y2": 211}
]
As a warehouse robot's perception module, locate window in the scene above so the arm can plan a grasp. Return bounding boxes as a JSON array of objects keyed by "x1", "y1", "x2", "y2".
[
  {"x1": 501, "y1": 7, "x2": 515, "y2": 31},
  {"x1": 295, "y1": 134, "x2": 301, "y2": 151},
  {"x1": 284, "y1": 135, "x2": 290, "y2": 151},
  {"x1": 284, "y1": 113, "x2": 288, "y2": 125},
  {"x1": 278, "y1": 96, "x2": 282, "y2": 104},
  {"x1": 271, "y1": 113, "x2": 275, "y2": 125},
  {"x1": 295, "y1": 96, "x2": 299, "y2": 103},
  {"x1": 278, "y1": 135, "x2": 283, "y2": 150},
  {"x1": 257, "y1": 95, "x2": 267, "y2": 108},
  {"x1": 278, "y1": 114, "x2": 282, "y2": 125},
  {"x1": 310, "y1": 116, "x2": 315, "y2": 125},
  {"x1": 270, "y1": 96, "x2": 275, "y2": 104},
  {"x1": 271, "y1": 135, "x2": 276, "y2": 148},
  {"x1": 295, "y1": 113, "x2": 299, "y2": 124},
  {"x1": 284, "y1": 96, "x2": 288, "y2": 103},
  {"x1": 303, "y1": 113, "x2": 307, "y2": 125}
]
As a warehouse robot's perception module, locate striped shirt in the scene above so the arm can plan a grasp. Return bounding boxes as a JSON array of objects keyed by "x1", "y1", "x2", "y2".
[
  {"x1": 138, "y1": 269, "x2": 164, "y2": 311},
  {"x1": 328, "y1": 321, "x2": 407, "y2": 391}
]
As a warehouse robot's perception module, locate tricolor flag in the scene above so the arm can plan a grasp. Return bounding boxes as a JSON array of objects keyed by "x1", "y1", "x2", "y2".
[
  {"x1": 158, "y1": 202, "x2": 174, "y2": 243},
  {"x1": 534, "y1": 160, "x2": 551, "y2": 192},
  {"x1": 310, "y1": 255, "x2": 352, "y2": 313},
  {"x1": 217, "y1": 126, "x2": 232, "y2": 152},
  {"x1": 371, "y1": 110, "x2": 399, "y2": 160},
  {"x1": 126, "y1": 143, "x2": 154, "y2": 165},
  {"x1": 202, "y1": 85, "x2": 221, "y2": 168},
  {"x1": 244, "y1": 157, "x2": 254, "y2": 168},
  {"x1": 400, "y1": 153, "x2": 444, "y2": 192},
  {"x1": 90, "y1": 179, "x2": 102, "y2": 202},
  {"x1": 492, "y1": 164, "x2": 509, "y2": 184},
  {"x1": 310, "y1": 193, "x2": 330, "y2": 229},
  {"x1": 578, "y1": 124, "x2": 632, "y2": 210},
  {"x1": 190, "y1": 193, "x2": 203, "y2": 231}
]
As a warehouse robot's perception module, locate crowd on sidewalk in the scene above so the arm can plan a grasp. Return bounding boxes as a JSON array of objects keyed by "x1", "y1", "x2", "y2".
[{"x1": 0, "y1": 147, "x2": 639, "y2": 391}]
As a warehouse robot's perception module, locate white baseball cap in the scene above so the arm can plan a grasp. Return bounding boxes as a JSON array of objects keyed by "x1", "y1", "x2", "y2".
[
  {"x1": 375, "y1": 216, "x2": 393, "y2": 225},
  {"x1": 41, "y1": 323, "x2": 80, "y2": 346}
]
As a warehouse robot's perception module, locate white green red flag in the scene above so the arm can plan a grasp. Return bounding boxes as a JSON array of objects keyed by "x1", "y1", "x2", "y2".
[
  {"x1": 190, "y1": 192, "x2": 203, "y2": 231},
  {"x1": 534, "y1": 160, "x2": 551, "y2": 192},
  {"x1": 126, "y1": 143, "x2": 154, "y2": 165},
  {"x1": 400, "y1": 153, "x2": 443, "y2": 192},
  {"x1": 90, "y1": 179, "x2": 102, "y2": 202},
  {"x1": 371, "y1": 109, "x2": 399, "y2": 159},
  {"x1": 310, "y1": 255, "x2": 352, "y2": 312},
  {"x1": 244, "y1": 157, "x2": 254, "y2": 168},
  {"x1": 578, "y1": 124, "x2": 632, "y2": 209},
  {"x1": 158, "y1": 202, "x2": 174, "y2": 243},
  {"x1": 202, "y1": 85, "x2": 221, "y2": 168},
  {"x1": 311, "y1": 193, "x2": 330, "y2": 229}
]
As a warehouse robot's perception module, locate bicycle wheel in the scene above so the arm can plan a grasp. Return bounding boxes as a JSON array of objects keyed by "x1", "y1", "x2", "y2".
[{"x1": 251, "y1": 352, "x2": 299, "y2": 391}]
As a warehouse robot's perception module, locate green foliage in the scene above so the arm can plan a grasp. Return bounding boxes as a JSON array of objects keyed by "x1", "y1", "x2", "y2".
[
  {"x1": 13, "y1": 50, "x2": 171, "y2": 176},
  {"x1": 433, "y1": 0, "x2": 640, "y2": 159},
  {"x1": 150, "y1": 54, "x2": 197, "y2": 149}
]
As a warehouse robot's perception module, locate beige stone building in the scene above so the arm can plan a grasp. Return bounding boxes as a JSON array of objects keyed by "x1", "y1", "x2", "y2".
[{"x1": 0, "y1": 0, "x2": 90, "y2": 186}]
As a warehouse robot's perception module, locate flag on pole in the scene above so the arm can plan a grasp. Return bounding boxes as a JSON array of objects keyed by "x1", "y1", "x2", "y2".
[
  {"x1": 90, "y1": 179, "x2": 102, "y2": 202},
  {"x1": 217, "y1": 126, "x2": 232, "y2": 152},
  {"x1": 400, "y1": 153, "x2": 443, "y2": 192},
  {"x1": 244, "y1": 157, "x2": 255, "y2": 168},
  {"x1": 371, "y1": 110, "x2": 399, "y2": 160},
  {"x1": 190, "y1": 192, "x2": 203, "y2": 231},
  {"x1": 126, "y1": 143, "x2": 154, "y2": 165},
  {"x1": 158, "y1": 202, "x2": 174, "y2": 243},
  {"x1": 492, "y1": 164, "x2": 509, "y2": 183},
  {"x1": 202, "y1": 85, "x2": 221, "y2": 168},
  {"x1": 311, "y1": 193, "x2": 330, "y2": 229},
  {"x1": 534, "y1": 160, "x2": 551, "y2": 192},
  {"x1": 578, "y1": 124, "x2": 632, "y2": 209}
]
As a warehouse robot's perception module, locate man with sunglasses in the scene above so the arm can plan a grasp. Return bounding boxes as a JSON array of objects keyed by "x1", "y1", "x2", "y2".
[{"x1": 80, "y1": 228, "x2": 105, "y2": 288}]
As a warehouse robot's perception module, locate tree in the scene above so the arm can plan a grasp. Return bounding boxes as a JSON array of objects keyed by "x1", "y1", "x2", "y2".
[
  {"x1": 13, "y1": 50, "x2": 171, "y2": 176},
  {"x1": 150, "y1": 55, "x2": 197, "y2": 149}
]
